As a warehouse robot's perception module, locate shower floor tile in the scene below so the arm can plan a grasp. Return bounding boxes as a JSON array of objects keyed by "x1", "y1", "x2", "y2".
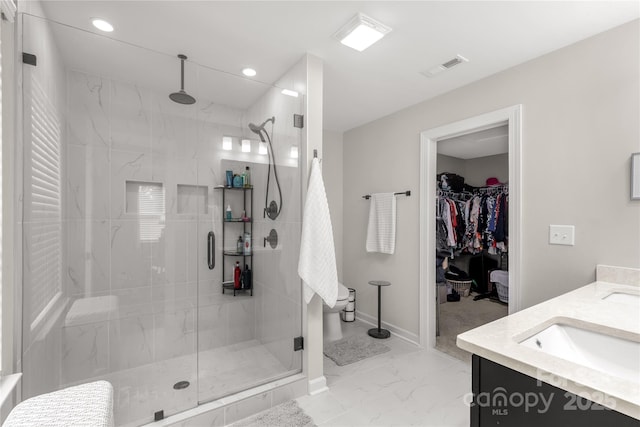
[{"x1": 61, "y1": 340, "x2": 292, "y2": 427}]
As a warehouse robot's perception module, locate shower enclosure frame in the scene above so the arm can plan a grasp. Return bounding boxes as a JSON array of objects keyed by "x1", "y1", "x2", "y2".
[{"x1": 16, "y1": 10, "x2": 310, "y2": 425}]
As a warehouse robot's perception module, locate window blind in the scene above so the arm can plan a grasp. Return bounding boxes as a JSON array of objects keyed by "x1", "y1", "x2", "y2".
[{"x1": 28, "y1": 76, "x2": 62, "y2": 326}]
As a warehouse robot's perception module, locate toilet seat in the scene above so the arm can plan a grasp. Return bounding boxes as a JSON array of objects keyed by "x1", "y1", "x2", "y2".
[
  {"x1": 336, "y1": 283, "x2": 349, "y2": 302},
  {"x1": 323, "y1": 283, "x2": 351, "y2": 342}
]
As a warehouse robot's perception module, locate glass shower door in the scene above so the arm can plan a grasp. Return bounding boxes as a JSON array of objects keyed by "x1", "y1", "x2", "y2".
[
  {"x1": 19, "y1": 14, "x2": 200, "y2": 425},
  {"x1": 196, "y1": 67, "x2": 304, "y2": 403}
]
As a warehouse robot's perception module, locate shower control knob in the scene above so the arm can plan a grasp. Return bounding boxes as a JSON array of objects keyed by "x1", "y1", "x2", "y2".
[{"x1": 264, "y1": 229, "x2": 278, "y2": 249}]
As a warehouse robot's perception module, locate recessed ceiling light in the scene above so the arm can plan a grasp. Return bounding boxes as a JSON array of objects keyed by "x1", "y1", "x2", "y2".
[
  {"x1": 334, "y1": 13, "x2": 391, "y2": 52},
  {"x1": 242, "y1": 68, "x2": 257, "y2": 77},
  {"x1": 91, "y1": 18, "x2": 114, "y2": 32}
]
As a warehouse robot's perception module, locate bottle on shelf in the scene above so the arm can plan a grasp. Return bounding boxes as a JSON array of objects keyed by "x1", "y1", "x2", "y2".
[
  {"x1": 226, "y1": 205, "x2": 232, "y2": 220},
  {"x1": 234, "y1": 261, "x2": 241, "y2": 289},
  {"x1": 243, "y1": 232, "x2": 251, "y2": 255},
  {"x1": 244, "y1": 166, "x2": 251, "y2": 187},
  {"x1": 237, "y1": 236, "x2": 243, "y2": 254},
  {"x1": 241, "y1": 265, "x2": 252, "y2": 290}
]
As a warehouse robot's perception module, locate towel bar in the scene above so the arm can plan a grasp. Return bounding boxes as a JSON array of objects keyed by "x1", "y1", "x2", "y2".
[{"x1": 362, "y1": 190, "x2": 410, "y2": 200}]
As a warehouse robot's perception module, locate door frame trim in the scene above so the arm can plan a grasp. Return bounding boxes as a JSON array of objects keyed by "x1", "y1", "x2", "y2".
[{"x1": 419, "y1": 105, "x2": 523, "y2": 349}]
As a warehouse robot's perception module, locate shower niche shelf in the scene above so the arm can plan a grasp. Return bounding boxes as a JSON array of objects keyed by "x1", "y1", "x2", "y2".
[{"x1": 216, "y1": 185, "x2": 253, "y2": 296}]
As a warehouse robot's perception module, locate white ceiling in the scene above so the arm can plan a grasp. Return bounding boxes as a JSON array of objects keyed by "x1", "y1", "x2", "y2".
[
  {"x1": 33, "y1": 1, "x2": 640, "y2": 132},
  {"x1": 438, "y1": 125, "x2": 508, "y2": 160}
]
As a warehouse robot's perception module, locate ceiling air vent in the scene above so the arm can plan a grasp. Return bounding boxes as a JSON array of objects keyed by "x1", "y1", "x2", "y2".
[{"x1": 421, "y1": 55, "x2": 469, "y2": 78}]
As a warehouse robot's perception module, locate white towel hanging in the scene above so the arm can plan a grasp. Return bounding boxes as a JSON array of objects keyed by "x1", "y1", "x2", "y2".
[
  {"x1": 298, "y1": 158, "x2": 338, "y2": 307},
  {"x1": 366, "y1": 193, "x2": 396, "y2": 254}
]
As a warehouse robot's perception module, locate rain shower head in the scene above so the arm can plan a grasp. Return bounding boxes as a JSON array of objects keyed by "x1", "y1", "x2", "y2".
[
  {"x1": 169, "y1": 54, "x2": 196, "y2": 105},
  {"x1": 248, "y1": 117, "x2": 275, "y2": 142}
]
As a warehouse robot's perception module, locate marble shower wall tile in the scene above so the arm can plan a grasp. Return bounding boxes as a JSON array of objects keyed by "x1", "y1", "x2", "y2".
[
  {"x1": 109, "y1": 313, "x2": 155, "y2": 371},
  {"x1": 67, "y1": 70, "x2": 110, "y2": 149},
  {"x1": 152, "y1": 155, "x2": 198, "y2": 220},
  {"x1": 66, "y1": 144, "x2": 111, "y2": 220},
  {"x1": 154, "y1": 307, "x2": 197, "y2": 361},
  {"x1": 227, "y1": 298, "x2": 256, "y2": 346},
  {"x1": 110, "y1": 150, "x2": 153, "y2": 219},
  {"x1": 110, "y1": 80, "x2": 152, "y2": 153},
  {"x1": 198, "y1": 302, "x2": 228, "y2": 352},
  {"x1": 61, "y1": 321, "x2": 109, "y2": 384},
  {"x1": 110, "y1": 220, "x2": 152, "y2": 290},
  {"x1": 151, "y1": 94, "x2": 198, "y2": 159},
  {"x1": 66, "y1": 219, "x2": 111, "y2": 297},
  {"x1": 151, "y1": 220, "x2": 198, "y2": 287}
]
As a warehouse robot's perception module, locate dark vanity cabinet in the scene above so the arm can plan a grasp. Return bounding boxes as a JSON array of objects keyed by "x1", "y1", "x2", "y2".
[{"x1": 471, "y1": 355, "x2": 639, "y2": 427}]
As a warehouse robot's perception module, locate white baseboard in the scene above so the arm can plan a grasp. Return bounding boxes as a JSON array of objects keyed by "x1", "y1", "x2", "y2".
[
  {"x1": 308, "y1": 376, "x2": 328, "y2": 395},
  {"x1": 355, "y1": 310, "x2": 421, "y2": 346}
]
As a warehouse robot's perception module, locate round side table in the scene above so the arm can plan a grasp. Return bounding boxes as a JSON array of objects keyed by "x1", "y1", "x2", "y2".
[{"x1": 368, "y1": 280, "x2": 391, "y2": 339}]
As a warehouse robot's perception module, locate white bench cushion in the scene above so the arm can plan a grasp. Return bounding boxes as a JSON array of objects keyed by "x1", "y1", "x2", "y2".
[{"x1": 4, "y1": 380, "x2": 114, "y2": 427}]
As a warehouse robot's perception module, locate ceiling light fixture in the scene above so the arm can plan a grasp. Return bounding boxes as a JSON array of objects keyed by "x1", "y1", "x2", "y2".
[
  {"x1": 242, "y1": 68, "x2": 257, "y2": 77},
  {"x1": 281, "y1": 89, "x2": 299, "y2": 98},
  {"x1": 334, "y1": 13, "x2": 391, "y2": 52},
  {"x1": 91, "y1": 18, "x2": 114, "y2": 32}
]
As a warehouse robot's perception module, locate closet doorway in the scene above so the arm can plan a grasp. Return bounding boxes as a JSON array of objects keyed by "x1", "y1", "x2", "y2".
[
  {"x1": 418, "y1": 105, "x2": 522, "y2": 357},
  {"x1": 435, "y1": 126, "x2": 509, "y2": 361}
]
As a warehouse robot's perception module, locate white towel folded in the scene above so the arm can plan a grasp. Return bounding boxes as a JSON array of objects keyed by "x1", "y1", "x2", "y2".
[
  {"x1": 298, "y1": 158, "x2": 338, "y2": 307},
  {"x1": 366, "y1": 193, "x2": 396, "y2": 254}
]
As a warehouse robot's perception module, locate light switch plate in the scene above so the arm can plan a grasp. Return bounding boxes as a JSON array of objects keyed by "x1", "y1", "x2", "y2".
[{"x1": 549, "y1": 225, "x2": 575, "y2": 246}]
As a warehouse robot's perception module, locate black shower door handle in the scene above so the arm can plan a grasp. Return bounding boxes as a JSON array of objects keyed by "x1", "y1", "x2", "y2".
[{"x1": 207, "y1": 231, "x2": 215, "y2": 270}]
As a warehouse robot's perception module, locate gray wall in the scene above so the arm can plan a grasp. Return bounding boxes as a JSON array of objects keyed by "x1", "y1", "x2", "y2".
[{"x1": 341, "y1": 20, "x2": 640, "y2": 339}]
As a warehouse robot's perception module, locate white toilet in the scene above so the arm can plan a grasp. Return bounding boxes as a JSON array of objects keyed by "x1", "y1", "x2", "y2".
[{"x1": 323, "y1": 282, "x2": 350, "y2": 342}]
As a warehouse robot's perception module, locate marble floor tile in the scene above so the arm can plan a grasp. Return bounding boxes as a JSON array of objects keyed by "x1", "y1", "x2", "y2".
[{"x1": 297, "y1": 320, "x2": 471, "y2": 427}]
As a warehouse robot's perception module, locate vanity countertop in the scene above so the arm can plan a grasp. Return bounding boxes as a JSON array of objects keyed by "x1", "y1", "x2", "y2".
[{"x1": 457, "y1": 265, "x2": 640, "y2": 420}]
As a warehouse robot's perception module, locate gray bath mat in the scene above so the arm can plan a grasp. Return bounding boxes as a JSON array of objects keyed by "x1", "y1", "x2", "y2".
[
  {"x1": 231, "y1": 400, "x2": 315, "y2": 427},
  {"x1": 324, "y1": 334, "x2": 391, "y2": 366}
]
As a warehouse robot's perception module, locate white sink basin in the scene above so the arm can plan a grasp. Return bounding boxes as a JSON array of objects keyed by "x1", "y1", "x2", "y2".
[
  {"x1": 520, "y1": 324, "x2": 640, "y2": 383},
  {"x1": 603, "y1": 292, "x2": 640, "y2": 306}
]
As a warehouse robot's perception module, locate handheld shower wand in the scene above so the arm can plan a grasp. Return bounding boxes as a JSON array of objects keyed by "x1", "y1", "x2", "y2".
[
  {"x1": 248, "y1": 117, "x2": 275, "y2": 141},
  {"x1": 248, "y1": 117, "x2": 282, "y2": 220}
]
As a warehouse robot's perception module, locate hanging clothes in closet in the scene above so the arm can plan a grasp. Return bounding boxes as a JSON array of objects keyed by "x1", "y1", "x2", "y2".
[{"x1": 436, "y1": 184, "x2": 508, "y2": 256}]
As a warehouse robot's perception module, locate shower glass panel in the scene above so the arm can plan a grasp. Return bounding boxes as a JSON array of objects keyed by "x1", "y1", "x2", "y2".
[
  {"x1": 20, "y1": 13, "x2": 303, "y2": 426},
  {"x1": 196, "y1": 65, "x2": 304, "y2": 404}
]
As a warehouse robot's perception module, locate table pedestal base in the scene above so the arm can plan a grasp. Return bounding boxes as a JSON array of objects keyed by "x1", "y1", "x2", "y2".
[{"x1": 368, "y1": 328, "x2": 390, "y2": 339}]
